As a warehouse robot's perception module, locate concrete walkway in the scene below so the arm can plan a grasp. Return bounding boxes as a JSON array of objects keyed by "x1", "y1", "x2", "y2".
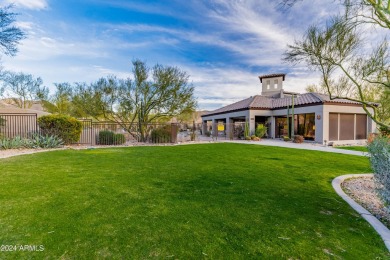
[{"x1": 204, "y1": 138, "x2": 367, "y2": 156}]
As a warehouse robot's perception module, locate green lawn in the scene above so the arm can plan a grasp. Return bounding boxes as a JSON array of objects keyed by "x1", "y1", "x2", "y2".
[
  {"x1": 335, "y1": 146, "x2": 368, "y2": 152},
  {"x1": 0, "y1": 143, "x2": 387, "y2": 259}
]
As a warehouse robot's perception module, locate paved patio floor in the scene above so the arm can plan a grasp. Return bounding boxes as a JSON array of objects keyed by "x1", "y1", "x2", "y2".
[{"x1": 196, "y1": 137, "x2": 367, "y2": 157}]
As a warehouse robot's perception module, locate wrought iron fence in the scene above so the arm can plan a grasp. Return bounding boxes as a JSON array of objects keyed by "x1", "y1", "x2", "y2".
[
  {"x1": 0, "y1": 114, "x2": 183, "y2": 145},
  {"x1": 77, "y1": 121, "x2": 179, "y2": 145},
  {"x1": 0, "y1": 113, "x2": 38, "y2": 139},
  {"x1": 0, "y1": 113, "x2": 252, "y2": 146}
]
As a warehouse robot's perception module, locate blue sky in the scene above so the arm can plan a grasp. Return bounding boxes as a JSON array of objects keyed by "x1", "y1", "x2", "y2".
[{"x1": 1, "y1": 0, "x2": 347, "y2": 110}]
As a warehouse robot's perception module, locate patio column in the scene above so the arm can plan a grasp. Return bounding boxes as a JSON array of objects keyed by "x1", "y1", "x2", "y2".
[
  {"x1": 202, "y1": 120, "x2": 208, "y2": 135},
  {"x1": 226, "y1": 117, "x2": 233, "y2": 139},
  {"x1": 250, "y1": 117, "x2": 255, "y2": 136},
  {"x1": 270, "y1": 116, "x2": 275, "y2": 138},
  {"x1": 212, "y1": 119, "x2": 217, "y2": 137}
]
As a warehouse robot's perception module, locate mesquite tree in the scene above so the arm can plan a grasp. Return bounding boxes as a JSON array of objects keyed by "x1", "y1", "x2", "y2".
[{"x1": 72, "y1": 59, "x2": 196, "y2": 141}]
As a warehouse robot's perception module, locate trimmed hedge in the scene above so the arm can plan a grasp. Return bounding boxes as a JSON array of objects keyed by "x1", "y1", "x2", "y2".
[
  {"x1": 113, "y1": 133, "x2": 126, "y2": 145},
  {"x1": 98, "y1": 130, "x2": 114, "y2": 145},
  {"x1": 98, "y1": 130, "x2": 126, "y2": 145},
  {"x1": 38, "y1": 115, "x2": 82, "y2": 144},
  {"x1": 151, "y1": 126, "x2": 171, "y2": 143}
]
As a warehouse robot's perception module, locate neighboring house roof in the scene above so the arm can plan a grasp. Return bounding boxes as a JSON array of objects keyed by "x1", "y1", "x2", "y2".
[
  {"x1": 0, "y1": 99, "x2": 46, "y2": 112},
  {"x1": 0, "y1": 99, "x2": 49, "y2": 117},
  {"x1": 259, "y1": 73, "x2": 286, "y2": 82},
  {"x1": 202, "y1": 92, "x2": 366, "y2": 117},
  {"x1": 0, "y1": 107, "x2": 50, "y2": 117}
]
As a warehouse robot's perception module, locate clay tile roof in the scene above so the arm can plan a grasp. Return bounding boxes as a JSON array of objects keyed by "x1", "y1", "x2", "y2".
[
  {"x1": 271, "y1": 93, "x2": 323, "y2": 108},
  {"x1": 311, "y1": 93, "x2": 362, "y2": 105},
  {"x1": 202, "y1": 96, "x2": 255, "y2": 116},
  {"x1": 249, "y1": 95, "x2": 273, "y2": 108},
  {"x1": 202, "y1": 92, "x2": 368, "y2": 117},
  {"x1": 258, "y1": 73, "x2": 286, "y2": 82}
]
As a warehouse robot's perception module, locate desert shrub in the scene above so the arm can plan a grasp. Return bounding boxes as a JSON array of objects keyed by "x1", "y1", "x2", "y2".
[
  {"x1": 0, "y1": 135, "x2": 63, "y2": 150},
  {"x1": 38, "y1": 115, "x2": 82, "y2": 144},
  {"x1": 283, "y1": 136, "x2": 291, "y2": 142},
  {"x1": 205, "y1": 131, "x2": 211, "y2": 137},
  {"x1": 31, "y1": 135, "x2": 64, "y2": 148},
  {"x1": 245, "y1": 136, "x2": 251, "y2": 141},
  {"x1": 368, "y1": 136, "x2": 390, "y2": 207},
  {"x1": 98, "y1": 130, "x2": 115, "y2": 145},
  {"x1": 379, "y1": 126, "x2": 390, "y2": 137},
  {"x1": 113, "y1": 133, "x2": 126, "y2": 145},
  {"x1": 251, "y1": 135, "x2": 260, "y2": 141},
  {"x1": 98, "y1": 131, "x2": 125, "y2": 145},
  {"x1": 30, "y1": 134, "x2": 64, "y2": 148},
  {"x1": 255, "y1": 124, "x2": 267, "y2": 138},
  {"x1": 151, "y1": 126, "x2": 171, "y2": 143},
  {"x1": 0, "y1": 136, "x2": 28, "y2": 150},
  {"x1": 293, "y1": 135, "x2": 304, "y2": 143},
  {"x1": 367, "y1": 133, "x2": 379, "y2": 144}
]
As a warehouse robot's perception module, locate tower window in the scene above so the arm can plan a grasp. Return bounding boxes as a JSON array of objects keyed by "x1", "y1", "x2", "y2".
[
  {"x1": 274, "y1": 80, "x2": 278, "y2": 89},
  {"x1": 266, "y1": 80, "x2": 270, "y2": 90}
]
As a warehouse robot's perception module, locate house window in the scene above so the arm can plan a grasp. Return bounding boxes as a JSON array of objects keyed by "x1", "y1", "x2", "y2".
[
  {"x1": 356, "y1": 114, "x2": 367, "y2": 139},
  {"x1": 266, "y1": 80, "x2": 270, "y2": 89},
  {"x1": 274, "y1": 80, "x2": 278, "y2": 89},
  {"x1": 296, "y1": 113, "x2": 315, "y2": 140},
  {"x1": 329, "y1": 113, "x2": 367, "y2": 141},
  {"x1": 275, "y1": 113, "x2": 315, "y2": 140},
  {"x1": 329, "y1": 113, "x2": 338, "y2": 141},
  {"x1": 339, "y1": 114, "x2": 354, "y2": 140}
]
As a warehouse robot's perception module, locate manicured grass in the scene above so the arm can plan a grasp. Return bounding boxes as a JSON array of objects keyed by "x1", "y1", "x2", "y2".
[
  {"x1": 335, "y1": 146, "x2": 368, "y2": 152},
  {"x1": 0, "y1": 144, "x2": 387, "y2": 258}
]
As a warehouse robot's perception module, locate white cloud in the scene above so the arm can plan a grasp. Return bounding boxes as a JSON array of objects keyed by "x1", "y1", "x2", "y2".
[
  {"x1": 4, "y1": 0, "x2": 48, "y2": 10},
  {"x1": 3, "y1": 31, "x2": 110, "y2": 62},
  {"x1": 108, "y1": 23, "x2": 284, "y2": 67},
  {"x1": 14, "y1": 21, "x2": 34, "y2": 30}
]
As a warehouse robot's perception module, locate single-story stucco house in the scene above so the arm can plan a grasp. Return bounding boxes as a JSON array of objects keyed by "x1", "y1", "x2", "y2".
[{"x1": 201, "y1": 73, "x2": 376, "y2": 145}]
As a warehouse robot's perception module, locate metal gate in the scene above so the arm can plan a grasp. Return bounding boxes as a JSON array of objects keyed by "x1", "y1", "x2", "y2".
[{"x1": 75, "y1": 119, "x2": 93, "y2": 145}]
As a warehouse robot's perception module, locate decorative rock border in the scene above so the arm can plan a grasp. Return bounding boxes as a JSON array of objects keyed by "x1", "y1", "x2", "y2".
[{"x1": 332, "y1": 174, "x2": 390, "y2": 251}]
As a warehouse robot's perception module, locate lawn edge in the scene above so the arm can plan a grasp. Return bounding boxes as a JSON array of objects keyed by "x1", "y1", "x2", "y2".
[
  {"x1": 332, "y1": 174, "x2": 390, "y2": 251},
  {"x1": 0, "y1": 148, "x2": 67, "y2": 159}
]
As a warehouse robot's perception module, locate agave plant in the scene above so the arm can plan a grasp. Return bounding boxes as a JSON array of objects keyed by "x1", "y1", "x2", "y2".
[
  {"x1": 31, "y1": 134, "x2": 64, "y2": 148},
  {"x1": 0, "y1": 136, "x2": 30, "y2": 150},
  {"x1": 0, "y1": 135, "x2": 64, "y2": 150}
]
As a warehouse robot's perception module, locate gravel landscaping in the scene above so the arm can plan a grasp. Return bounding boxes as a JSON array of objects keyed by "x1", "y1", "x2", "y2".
[
  {"x1": 0, "y1": 148, "x2": 65, "y2": 159},
  {"x1": 342, "y1": 176, "x2": 390, "y2": 228}
]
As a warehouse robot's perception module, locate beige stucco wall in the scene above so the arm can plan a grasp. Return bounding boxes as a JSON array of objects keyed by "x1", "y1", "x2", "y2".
[
  {"x1": 261, "y1": 76, "x2": 284, "y2": 96},
  {"x1": 322, "y1": 104, "x2": 376, "y2": 145}
]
